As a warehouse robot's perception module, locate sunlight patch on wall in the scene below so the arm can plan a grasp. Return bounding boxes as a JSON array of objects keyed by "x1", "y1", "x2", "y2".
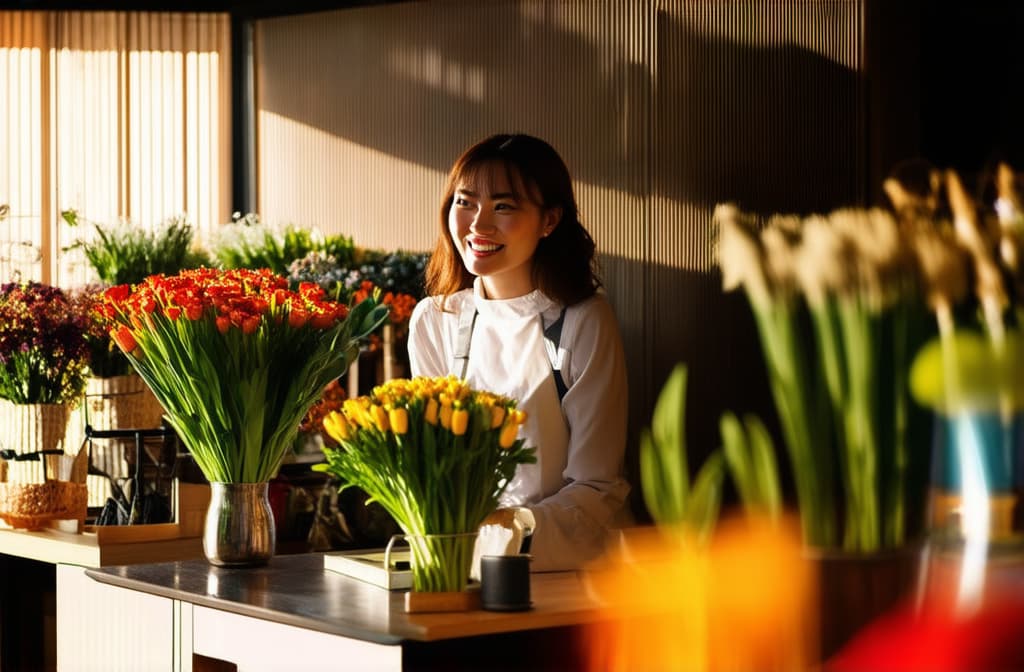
[
  {"x1": 387, "y1": 45, "x2": 486, "y2": 103},
  {"x1": 258, "y1": 111, "x2": 444, "y2": 253}
]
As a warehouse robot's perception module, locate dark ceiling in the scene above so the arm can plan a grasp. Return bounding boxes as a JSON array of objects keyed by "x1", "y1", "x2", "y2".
[{"x1": 0, "y1": 0, "x2": 413, "y2": 19}]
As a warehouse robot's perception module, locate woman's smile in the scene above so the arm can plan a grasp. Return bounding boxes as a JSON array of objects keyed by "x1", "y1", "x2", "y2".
[{"x1": 466, "y1": 236, "x2": 505, "y2": 256}]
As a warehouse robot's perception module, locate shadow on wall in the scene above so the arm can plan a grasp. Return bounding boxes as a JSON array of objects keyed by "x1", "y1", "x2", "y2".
[
  {"x1": 603, "y1": 253, "x2": 784, "y2": 518},
  {"x1": 260, "y1": 4, "x2": 863, "y2": 210},
  {"x1": 258, "y1": 1, "x2": 649, "y2": 195},
  {"x1": 257, "y1": 1, "x2": 867, "y2": 518},
  {"x1": 657, "y1": 11, "x2": 865, "y2": 214}
]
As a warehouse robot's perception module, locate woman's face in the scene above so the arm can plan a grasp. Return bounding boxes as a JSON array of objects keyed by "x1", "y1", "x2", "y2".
[{"x1": 448, "y1": 164, "x2": 557, "y2": 299}]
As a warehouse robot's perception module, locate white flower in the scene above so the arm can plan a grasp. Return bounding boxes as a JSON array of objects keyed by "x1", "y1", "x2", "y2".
[{"x1": 715, "y1": 204, "x2": 772, "y2": 308}]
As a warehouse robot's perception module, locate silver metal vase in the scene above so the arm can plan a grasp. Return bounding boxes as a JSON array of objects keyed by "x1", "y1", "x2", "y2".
[{"x1": 203, "y1": 482, "x2": 276, "y2": 567}]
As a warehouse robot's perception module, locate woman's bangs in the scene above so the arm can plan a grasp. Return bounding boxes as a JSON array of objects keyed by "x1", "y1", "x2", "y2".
[{"x1": 454, "y1": 160, "x2": 540, "y2": 206}]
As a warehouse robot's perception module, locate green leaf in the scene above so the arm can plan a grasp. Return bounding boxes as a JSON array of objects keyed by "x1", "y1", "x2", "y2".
[
  {"x1": 650, "y1": 364, "x2": 689, "y2": 507},
  {"x1": 639, "y1": 428, "x2": 669, "y2": 524},
  {"x1": 686, "y1": 451, "x2": 725, "y2": 546},
  {"x1": 720, "y1": 411, "x2": 756, "y2": 512},
  {"x1": 744, "y1": 414, "x2": 782, "y2": 519}
]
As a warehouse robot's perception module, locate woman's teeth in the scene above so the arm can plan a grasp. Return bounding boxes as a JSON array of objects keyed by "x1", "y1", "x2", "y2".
[{"x1": 468, "y1": 240, "x2": 502, "y2": 252}]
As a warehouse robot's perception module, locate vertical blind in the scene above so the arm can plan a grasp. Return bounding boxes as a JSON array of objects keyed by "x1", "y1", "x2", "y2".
[{"x1": 0, "y1": 10, "x2": 231, "y2": 287}]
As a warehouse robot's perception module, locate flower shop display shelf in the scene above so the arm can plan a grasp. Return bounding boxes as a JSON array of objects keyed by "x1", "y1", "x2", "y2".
[{"x1": 0, "y1": 481, "x2": 209, "y2": 567}]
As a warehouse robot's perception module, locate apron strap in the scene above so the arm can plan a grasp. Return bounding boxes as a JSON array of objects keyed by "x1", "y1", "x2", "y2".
[
  {"x1": 543, "y1": 308, "x2": 569, "y2": 401},
  {"x1": 453, "y1": 305, "x2": 569, "y2": 401},
  {"x1": 453, "y1": 304, "x2": 477, "y2": 379}
]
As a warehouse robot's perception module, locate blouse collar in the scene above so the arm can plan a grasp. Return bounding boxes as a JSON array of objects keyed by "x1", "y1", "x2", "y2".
[{"x1": 472, "y1": 277, "x2": 557, "y2": 321}]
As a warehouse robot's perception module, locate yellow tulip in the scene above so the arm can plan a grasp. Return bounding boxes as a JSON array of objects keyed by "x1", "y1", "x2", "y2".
[
  {"x1": 322, "y1": 411, "x2": 350, "y2": 442},
  {"x1": 424, "y1": 398, "x2": 439, "y2": 425},
  {"x1": 451, "y1": 408, "x2": 469, "y2": 436},
  {"x1": 344, "y1": 399, "x2": 374, "y2": 429},
  {"x1": 440, "y1": 404, "x2": 453, "y2": 430},
  {"x1": 490, "y1": 405, "x2": 506, "y2": 429},
  {"x1": 371, "y1": 404, "x2": 389, "y2": 432},
  {"x1": 499, "y1": 420, "x2": 520, "y2": 449},
  {"x1": 389, "y1": 407, "x2": 408, "y2": 435}
]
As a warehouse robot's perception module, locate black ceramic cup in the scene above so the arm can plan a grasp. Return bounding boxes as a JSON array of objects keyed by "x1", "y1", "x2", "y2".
[{"x1": 480, "y1": 554, "x2": 532, "y2": 611}]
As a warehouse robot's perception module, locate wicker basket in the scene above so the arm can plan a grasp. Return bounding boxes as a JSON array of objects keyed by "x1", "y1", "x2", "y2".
[
  {"x1": 78, "y1": 375, "x2": 166, "y2": 507},
  {"x1": 83, "y1": 374, "x2": 165, "y2": 431},
  {"x1": 0, "y1": 480, "x2": 88, "y2": 530},
  {"x1": 0, "y1": 400, "x2": 72, "y2": 483}
]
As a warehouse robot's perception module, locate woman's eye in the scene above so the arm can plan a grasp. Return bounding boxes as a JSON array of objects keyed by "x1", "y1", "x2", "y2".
[
  {"x1": 454, "y1": 197, "x2": 470, "y2": 207},
  {"x1": 495, "y1": 202, "x2": 516, "y2": 211}
]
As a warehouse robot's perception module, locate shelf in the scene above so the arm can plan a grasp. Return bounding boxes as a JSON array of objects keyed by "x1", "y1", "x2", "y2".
[{"x1": 0, "y1": 526, "x2": 203, "y2": 567}]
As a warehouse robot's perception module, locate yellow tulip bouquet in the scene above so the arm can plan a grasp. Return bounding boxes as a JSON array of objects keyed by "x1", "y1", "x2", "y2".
[{"x1": 317, "y1": 376, "x2": 536, "y2": 592}]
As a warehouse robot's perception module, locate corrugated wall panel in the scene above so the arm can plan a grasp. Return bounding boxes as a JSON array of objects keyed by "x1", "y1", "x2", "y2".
[
  {"x1": 651, "y1": 0, "x2": 866, "y2": 462},
  {"x1": 256, "y1": 0, "x2": 868, "y2": 504}
]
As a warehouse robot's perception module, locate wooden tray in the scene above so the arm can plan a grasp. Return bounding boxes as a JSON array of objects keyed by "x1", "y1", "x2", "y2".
[
  {"x1": 404, "y1": 587, "x2": 481, "y2": 613},
  {"x1": 82, "y1": 481, "x2": 210, "y2": 541}
]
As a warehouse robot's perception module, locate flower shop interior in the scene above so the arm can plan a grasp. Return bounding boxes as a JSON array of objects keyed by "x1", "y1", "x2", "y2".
[{"x1": 2, "y1": 1, "x2": 1024, "y2": 670}]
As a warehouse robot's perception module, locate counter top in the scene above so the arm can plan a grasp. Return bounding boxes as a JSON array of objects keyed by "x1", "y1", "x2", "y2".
[
  {"x1": 0, "y1": 527, "x2": 203, "y2": 567},
  {"x1": 86, "y1": 552, "x2": 606, "y2": 645}
]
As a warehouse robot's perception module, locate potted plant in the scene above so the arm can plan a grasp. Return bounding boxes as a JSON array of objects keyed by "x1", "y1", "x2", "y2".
[
  {"x1": 716, "y1": 204, "x2": 935, "y2": 657},
  {"x1": 0, "y1": 281, "x2": 90, "y2": 485},
  {"x1": 895, "y1": 165, "x2": 1024, "y2": 616},
  {"x1": 317, "y1": 376, "x2": 536, "y2": 609},
  {"x1": 63, "y1": 210, "x2": 211, "y2": 286},
  {"x1": 714, "y1": 162, "x2": 1024, "y2": 655},
  {"x1": 210, "y1": 212, "x2": 356, "y2": 275}
]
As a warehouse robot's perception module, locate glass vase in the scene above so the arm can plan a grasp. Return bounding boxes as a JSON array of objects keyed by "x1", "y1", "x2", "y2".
[
  {"x1": 203, "y1": 482, "x2": 276, "y2": 567},
  {"x1": 405, "y1": 531, "x2": 478, "y2": 593},
  {"x1": 918, "y1": 410, "x2": 1023, "y2": 614}
]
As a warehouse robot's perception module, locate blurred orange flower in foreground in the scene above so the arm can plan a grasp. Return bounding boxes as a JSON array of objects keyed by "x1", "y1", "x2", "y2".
[{"x1": 581, "y1": 516, "x2": 815, "y2": 672}]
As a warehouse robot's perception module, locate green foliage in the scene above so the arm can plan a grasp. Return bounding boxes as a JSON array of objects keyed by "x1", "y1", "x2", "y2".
[
  {"x1": 640, "y1": 364, "x2": 725, "y2": 545},
  {"x1": 64, "y1": 211, "x2": 209, "y2": 286},
  {"x1": 720, "y1": 412, "x2": 782, "y2": 520},
  {"x1": 718, "y1": 206, "x2": 933, "y2": 552},
  {"x1": 212, "y1": 214, "x2": 356, "y2": 274},
  {"x1": 315, "y1": 377, "x2": 536, "y2": 592}
]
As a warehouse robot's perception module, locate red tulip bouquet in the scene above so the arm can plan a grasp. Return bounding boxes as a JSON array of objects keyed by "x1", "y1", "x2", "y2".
[{"x1": 98, "y1": 268, "x2": 388, "y2": 484}]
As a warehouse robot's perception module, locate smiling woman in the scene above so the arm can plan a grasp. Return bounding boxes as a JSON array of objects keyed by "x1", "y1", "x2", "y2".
[
  {"x1": 409, "y1": 134, "x2": 631, "y2": 572},
  {"x1": 447, "y1": 162, "x2": 559, "y2": 299}
]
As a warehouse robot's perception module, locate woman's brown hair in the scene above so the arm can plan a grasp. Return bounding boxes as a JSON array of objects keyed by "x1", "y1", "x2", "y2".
[{"x1": 425, "y1": 134, "x2": 600, "y2": 307}]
